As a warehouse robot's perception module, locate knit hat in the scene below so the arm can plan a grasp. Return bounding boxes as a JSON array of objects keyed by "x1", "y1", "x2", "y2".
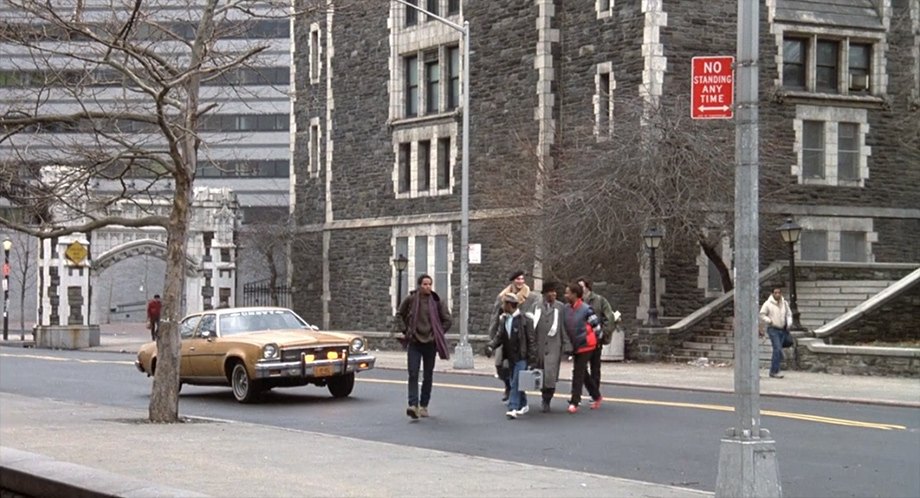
[{"x1": 508, "y1": 270, "x2": 525, "y2": 282}]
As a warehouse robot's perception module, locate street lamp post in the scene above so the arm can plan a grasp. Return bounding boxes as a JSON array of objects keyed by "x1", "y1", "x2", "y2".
[
  {"x1": 2, "y1": 238, "x2": 11, "y2": 341},
  {"x1": 778, "y1": 218, "x2": 803, "y2": 331},
  {"x1": 395, "y1": 0, "x2": 474, "y2": 368},
  {"x1": 394, "y1": 253, "x2": 408, "y2": 306},
  {"x1": 642, "y1": 228, "x2": 663, "y2": 327}
]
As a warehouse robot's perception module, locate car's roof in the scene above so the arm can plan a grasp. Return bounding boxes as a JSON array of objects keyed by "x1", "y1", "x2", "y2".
[{"x1": 185, "y1": 306, "x2": 296, "y2": 318}]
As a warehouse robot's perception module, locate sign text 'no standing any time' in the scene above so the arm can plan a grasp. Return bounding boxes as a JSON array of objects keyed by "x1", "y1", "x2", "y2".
[{"x1": 691, "y1": 56, "x2": 734, "y2": 120}]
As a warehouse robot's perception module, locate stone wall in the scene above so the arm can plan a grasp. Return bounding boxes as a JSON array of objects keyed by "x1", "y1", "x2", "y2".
[
  {"x1": 826, "y1": 279, "x2": 920, "y2": 345},
  {"x1": 796, "y1": 340, "x2": 920, "y2": 377}
]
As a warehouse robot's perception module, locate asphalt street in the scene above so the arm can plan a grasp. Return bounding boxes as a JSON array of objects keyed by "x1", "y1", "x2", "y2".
[{"x1": 1, "y1": 347, "x2": 918, "y2": 498}]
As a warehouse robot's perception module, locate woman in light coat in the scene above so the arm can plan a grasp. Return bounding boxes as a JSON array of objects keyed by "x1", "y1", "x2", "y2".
[{"x1": 529, "y1": 281, "x2": 567, "y2": 412}]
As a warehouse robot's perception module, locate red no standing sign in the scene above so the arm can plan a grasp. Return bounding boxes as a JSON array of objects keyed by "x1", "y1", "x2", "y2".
[{"x1": 691, "y1": 56, "x2": 734, "y2": 120}]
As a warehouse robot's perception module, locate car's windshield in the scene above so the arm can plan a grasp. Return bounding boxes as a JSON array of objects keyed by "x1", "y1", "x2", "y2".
[{"x1": 219, "y1": 309, "x2": 309, "y2": 336}]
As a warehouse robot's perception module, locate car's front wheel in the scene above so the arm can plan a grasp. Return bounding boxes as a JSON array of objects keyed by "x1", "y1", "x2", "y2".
[
  {"x1": 230, "y1": 362, "x2": 261, "y2": 403},
  {"x1": 327, "y1": 372, "x2": 355, "y2": 398}
]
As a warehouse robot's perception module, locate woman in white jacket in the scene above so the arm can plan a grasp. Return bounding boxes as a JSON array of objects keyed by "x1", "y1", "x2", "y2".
[{"x1": 759, "y1": 287, "x2": 792, "y2": 378}]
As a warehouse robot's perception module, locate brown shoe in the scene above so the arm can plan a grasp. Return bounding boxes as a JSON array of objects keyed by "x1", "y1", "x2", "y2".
[
  {"x1": 406, "y1": 406, "x2": 419, "y2": 419},
  {"x1": 419, "y1": 406, "x2": 429, "y2": 418}
]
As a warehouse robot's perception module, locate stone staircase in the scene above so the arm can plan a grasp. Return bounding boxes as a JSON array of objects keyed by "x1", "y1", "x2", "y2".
[{"x1": 669, "y1": 279, "x2": 896, "y2": 363}]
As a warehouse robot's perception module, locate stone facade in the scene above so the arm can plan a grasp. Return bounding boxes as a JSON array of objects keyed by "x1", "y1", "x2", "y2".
[{"x1": 292, "y1": 1, "x2": 919, "y2": 338}]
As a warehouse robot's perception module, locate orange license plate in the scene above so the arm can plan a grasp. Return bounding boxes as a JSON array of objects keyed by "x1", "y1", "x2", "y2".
[{"x1": 314, "y1": 365, "x2": 334, "y2": 377}]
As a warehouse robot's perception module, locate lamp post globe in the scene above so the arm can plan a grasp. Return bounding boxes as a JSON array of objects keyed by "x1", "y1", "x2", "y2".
[
  {"x1": 777, "y1": 218, "x2": 803, "y2": 331},
  {"x1": 394, "y1": 253, "x2": 408, "y2": 306},
  {"x1": 642, "y1": 227, "x2": 664, "y2": 327}
]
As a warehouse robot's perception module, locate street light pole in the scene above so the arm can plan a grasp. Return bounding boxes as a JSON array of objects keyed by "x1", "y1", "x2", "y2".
[
  {"x1": 394, "y1": 0, "x2": 474, "y2": 368},
  {"x1": 642, "y1": 228, "x2": 663, "y2": 327},
  {"x1": 2, "y1": 238, "x2": 11, "y2": 342},
  {"x1": 394, "y1": 254, "x2": 408, "y2": 306},
  {"x1": 778, "y1": 218, "x2": 803, "y2": 331}
]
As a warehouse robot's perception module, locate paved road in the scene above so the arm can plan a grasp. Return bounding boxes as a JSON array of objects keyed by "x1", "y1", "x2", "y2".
[{"x1": 1, "y1": 347, "x2": 918, "y2": 498}]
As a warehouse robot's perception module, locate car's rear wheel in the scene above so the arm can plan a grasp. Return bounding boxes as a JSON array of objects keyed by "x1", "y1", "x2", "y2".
[
  {"x1": 231, "y1": 362, "x2": 261, "y2": 403},
  {"x1": 327, "y1": 372, "x2": 355, "y2": 398}
]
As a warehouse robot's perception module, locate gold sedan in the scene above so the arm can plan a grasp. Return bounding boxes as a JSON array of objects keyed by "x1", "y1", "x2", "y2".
[{"x1": 135, "y1": 307, "x2": 375, "y2": 403}]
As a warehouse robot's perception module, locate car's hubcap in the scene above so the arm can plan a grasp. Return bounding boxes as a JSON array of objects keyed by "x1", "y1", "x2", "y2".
[{"x1": 233, "y1": 366, "x2": 248, "y2": 397}]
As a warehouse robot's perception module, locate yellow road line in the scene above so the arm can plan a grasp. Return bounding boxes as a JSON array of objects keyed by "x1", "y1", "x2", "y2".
[
  {"x1": 358, "y1": 378, "x2": 907, "y2": 431},
  {"x1": 0, "y1": 352, "x2": 134, "y2": 366}
]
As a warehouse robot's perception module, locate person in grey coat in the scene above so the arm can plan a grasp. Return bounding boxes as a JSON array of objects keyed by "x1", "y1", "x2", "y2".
[{"x1": 529, "y1": 281, "x2": 567, "y2": 413}]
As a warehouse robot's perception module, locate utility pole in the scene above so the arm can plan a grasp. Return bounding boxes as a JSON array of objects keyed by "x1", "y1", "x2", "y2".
[{"x1": 714, "y1": 2, "x2": 782, "y2": 496}]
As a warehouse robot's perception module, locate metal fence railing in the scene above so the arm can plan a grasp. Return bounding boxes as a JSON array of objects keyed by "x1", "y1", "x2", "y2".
[{"x1": 241, "y1": 278, "x2": 291, "y2": 308}]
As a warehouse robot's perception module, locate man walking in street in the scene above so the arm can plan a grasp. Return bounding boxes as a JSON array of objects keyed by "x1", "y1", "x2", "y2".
[
  {"x1": 486, "y1": 293, "x2": 537, "y2": 419},
  {"x1": 146, "y1": 294, "x2": 162, "y2": 341},
  {"x1": 487, "y1": 270, "x2": 539, "y2": 402},
  {"x1": 759, "y1": 287, "x2": 792, "y2": 379},
  {"x1": 562, "y1": 282, "x2": 602, "y2": 413},
  {"x1": 531, "y1": 281, "x2": 566, "y2": 413},
  {"x1": 398, "y1": 274, "x2": 452, "y2": 419},
  {"x1": 578, "y1": 277, "x2": 615, "y2": 407}
]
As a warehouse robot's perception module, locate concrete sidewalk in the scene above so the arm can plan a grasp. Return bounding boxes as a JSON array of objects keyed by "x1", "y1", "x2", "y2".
[{"x1": 0, "y1": 393, "x2": 711, "y2": 498}]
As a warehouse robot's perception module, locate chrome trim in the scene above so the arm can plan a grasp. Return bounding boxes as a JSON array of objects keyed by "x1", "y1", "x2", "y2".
[{"x1": 253, "y1": 354, "x2": 376, "y2": 379}]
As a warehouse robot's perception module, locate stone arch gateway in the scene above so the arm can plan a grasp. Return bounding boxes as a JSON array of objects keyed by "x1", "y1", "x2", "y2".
[{"x1": 33, "y1": 187, "x2": 240, "y2": 349}]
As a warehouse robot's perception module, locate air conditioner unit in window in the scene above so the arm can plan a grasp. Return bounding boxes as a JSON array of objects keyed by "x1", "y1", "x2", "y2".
[{"x1": 849, "y1": 73, "x2": 869, "y2": 91}]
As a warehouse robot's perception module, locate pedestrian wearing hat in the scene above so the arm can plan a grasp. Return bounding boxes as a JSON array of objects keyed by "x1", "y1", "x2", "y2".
[
  {"x1": 562, "y1": 281, "x2": 602, "y2": 413},
  {"x1": 486, "y1": 270, "x2": 539, "y2": 402},
  {"x1": 485, "y1": 292, "x2": 537, "y2": 419},
  {"x1": 530, "y1": 281, "x2": 567, "y2": 412},
  {"x1": 398, "y1": 274, "x2": 452, "y2": 420}
]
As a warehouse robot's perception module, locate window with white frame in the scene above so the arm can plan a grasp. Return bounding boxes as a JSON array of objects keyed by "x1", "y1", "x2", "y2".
[
  {"x1": 426, "y1": 0, "x2": 439, "y2": 20},
  {"x1": 794, "y1": 105, "x2": 870, "y2": 187},
  {"x1": 393, "y1": 225, "x2": 452, "y2": 311},
  {"x1": 393, "y1": 123, "x2": 456, "y2": 198},
  {"x1": 779, "y1": 33, "x2": 881, "y2": 96},
  {"x1": 309, "y1": 23, "x2": 321, "y2": 84},
  {"x1": 597, "y1": 0, "x2": 612, "y2": 19},
  {"x1": 405, "y1": 55, "x2": 419, "y2": 117},
  {"x1": 447, "y1": 46, "x2": 461, "y2": 109},
  {"x1": 797, "y1": 217, "x2": 876, "y2": 262},
  {"x1": 405, "y1": 0, "x2": 418, "y2": 27},
  {"x1": 309, "y1": 118, "x2": 321, "y2": 176},
  {"x1": 447, "y1": 0, "x2": 461, "y2": 16},
  {"x1": 402, "y1": 46, "x2": 456, "y2": 119},
  {"x1": 595, "y1": 63, "x2": 615, "y2": 141}
]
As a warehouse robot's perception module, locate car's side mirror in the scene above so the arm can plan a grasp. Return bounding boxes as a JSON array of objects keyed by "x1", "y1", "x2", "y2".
[
  {"x1": 201, "y1": 330, "x2": 212, "y2": 339},
  {"x1": 310, "y1": 325, "x2": 319, "y2": 331}
]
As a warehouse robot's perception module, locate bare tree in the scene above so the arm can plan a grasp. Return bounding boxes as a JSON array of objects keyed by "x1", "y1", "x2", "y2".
[
  {"x1": 0, "y1": 0, "x2": 327, "y2": 422},
  {"x1": 238, "y1": 213, "x2": 307, "y2": 306},
  {"x1": 9, "y1": 232, "x2": 36, "y2": 339}
]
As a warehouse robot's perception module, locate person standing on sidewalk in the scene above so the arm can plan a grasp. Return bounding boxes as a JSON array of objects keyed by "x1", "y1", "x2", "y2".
[
  {"x1": 577, "y1": 277, "x2": 615, "y2": 407},
  {"x1": 759, "y1": 287, "x2": 792, "y2": 379},
  {"x1": 398, "y1": 274, "x2": 453, "y2": 419},
  {"x1": 487, "y1": 270, "x2": 539, "y2": 402},
  {"x1": 146, "y1": 294, "x2": 162, "y2": 341},
  {"x1": 485, "y1": 293, "x2": 537, "y2": 419},
  {"x1": 562, "y1": 282, "x2": 602, "y2": 414},
  {"x1": 531, "y1": 281, "x2": 566, "y2": 413}
]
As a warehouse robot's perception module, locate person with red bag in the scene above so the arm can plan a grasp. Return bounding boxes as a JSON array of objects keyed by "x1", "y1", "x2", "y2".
[{"x1": 562, "y1": 282, "x2": 603, "y2": 414}]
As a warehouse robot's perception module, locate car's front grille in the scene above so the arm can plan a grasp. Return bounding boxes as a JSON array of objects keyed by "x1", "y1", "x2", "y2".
[{"x1": 281, "y1": 345, "x2": 347, "y2": 362}]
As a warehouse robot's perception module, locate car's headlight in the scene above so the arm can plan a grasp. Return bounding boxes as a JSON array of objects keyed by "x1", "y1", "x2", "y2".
[
  {"x1": 262, "y1": 343, "x2": 279, "y2": 359},
  {"x1": 350, "y1": 337, "x2": 367, "y2": 353}
]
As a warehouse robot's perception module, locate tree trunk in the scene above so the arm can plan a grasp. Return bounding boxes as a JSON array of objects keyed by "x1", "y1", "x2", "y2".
[{"x1": 700, "y1": 238, "x2": 733, "y2": 292}]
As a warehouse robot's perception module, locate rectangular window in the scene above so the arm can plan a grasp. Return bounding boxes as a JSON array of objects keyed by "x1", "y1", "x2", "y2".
[
  {"x1": 837, "y1": 122, "x2": 859, "y2": 181},
  {"x1": 707, "y1": 258, "x2": 723, "y2": 292},
  {"x1": 448, "y1": 0, "x2": 460, "y2": 15},
  {"x1": 415, "y1": 236, "x2": 428, "y2": 285},
  {"x1": 418, "y1": 140, "x2": 431, "y2": 191},
  {"x1": 309, "y1": 27, "x2": 320, "y2": 83},
  {"x1": 398, "y1": 143, "x2": 411, "y2": 193},
  {"x1": 598, "y1": 72, "x2": 611, "y2": 136},
  {"x1": 848, "y1": 43, "x2": 870, "y2": 92},
  {"x1": 426, "y1": 0, "x2": 439, "y2": 20},
  {"x1": 405, "y1": 56, "x2": 418, "y2": 117},
  {"x1": 840, "y1": 231, "x2": 866, "y2": 262},
  {"x1": 802, "y1": 120, "x2": 825, "y2": 179},
  {"x1": 783, "y1": 38, "x2": 806, "y2": 89},
  {"x1": 406, "y1": 0, "x2": 418, "y2": 26},
  {"x1": 435, "y1": 235, "x2": 448, "y2": 298},
  {"x1": 447, "y1": 46, "x2": 460, "y2": 109},
  {"x1": 425, "y1": 57, "x2": 440, "y2": 114},
  {"x1": 816, "y1": 40, "x2": 839, "y2": 93},
  {"x1": 801, "y1": 230, "x2": 828, "y2": 261},
  {"x1": 600, "y1": 0, "x2": 611, "y2": 10},
  {"x1": 310, "y1": 122, "x2": 320, "y2": 174},
  {"x1": 437, "y1": 137, "x2": 450, "y2": 189}
]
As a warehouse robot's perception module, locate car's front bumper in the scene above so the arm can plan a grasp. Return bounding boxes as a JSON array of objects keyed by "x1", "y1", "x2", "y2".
[
  {"x1": 253, "y1": 353, "x2": 376, "y2": 379},
  {"x1": 134, "y1": 360, "x2": 146, "y2": 374}
]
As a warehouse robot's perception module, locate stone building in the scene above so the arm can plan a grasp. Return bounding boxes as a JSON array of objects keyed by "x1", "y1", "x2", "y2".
[{"x1": 291, "y1": 1, "x2": 919, "y2": 341}]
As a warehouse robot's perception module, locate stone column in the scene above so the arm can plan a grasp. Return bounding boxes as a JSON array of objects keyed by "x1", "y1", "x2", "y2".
[{"x1": 34, "y1": 235, "x2": 100, "y2": 349}]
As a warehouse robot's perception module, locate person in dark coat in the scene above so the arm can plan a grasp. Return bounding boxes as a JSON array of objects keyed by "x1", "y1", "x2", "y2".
[
  {"x1": 398, "y1": 274, "x2": 452, "y2": 420},
  {"x1": 578, "y1": 277, "x2": 615, "y2": 407},
  {"x1": 486, "y1": 293, "x2": 537, "y2": 419},
  {"x1": 530, "y1": 281, "x2": 567, "y2": 412},
  {"x1": 486, "y1": 270, "x2": 539, "y2": 402},
  {"x1": 562, "y1": 282, "x2": 602, "y2": 414}
]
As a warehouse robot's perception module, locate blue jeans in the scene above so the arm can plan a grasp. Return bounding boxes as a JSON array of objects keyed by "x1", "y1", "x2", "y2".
[
  {"x1": 766, "y1": 327, "x2": 785, "y2": 375},
  {"x1": 407, "y1": 341, "x2": 436, "y2": 407},
  {"x1": 507, "y1": 360, "x2": 529, "y2": 411}
]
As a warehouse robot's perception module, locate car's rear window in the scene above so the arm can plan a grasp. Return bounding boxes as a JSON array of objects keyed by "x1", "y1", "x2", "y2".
[{"x1": 219, "y1": 310, "x2": 309, "y2": 336}]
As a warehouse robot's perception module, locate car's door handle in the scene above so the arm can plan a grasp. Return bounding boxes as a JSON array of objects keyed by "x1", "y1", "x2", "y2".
[{"x1": 189, "y1": 347, "x2": 195, "y2": 351}]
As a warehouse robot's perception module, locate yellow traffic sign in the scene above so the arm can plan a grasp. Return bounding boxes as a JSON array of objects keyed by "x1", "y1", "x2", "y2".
[{"x1": 65, "y1": 241, "x2": 87, "y2": 266}]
